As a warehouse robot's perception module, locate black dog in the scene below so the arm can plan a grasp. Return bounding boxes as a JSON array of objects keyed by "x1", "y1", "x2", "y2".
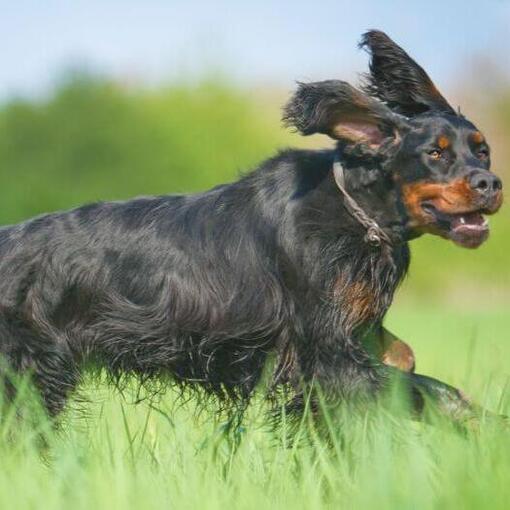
[{"x1": 0, "y1": 31, "x2": 503, "y2": 425}]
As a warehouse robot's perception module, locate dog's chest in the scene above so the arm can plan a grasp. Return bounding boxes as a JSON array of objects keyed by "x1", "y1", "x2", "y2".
[{"x1": 332, "y1": 245, "x2": 409, "y2": 333}]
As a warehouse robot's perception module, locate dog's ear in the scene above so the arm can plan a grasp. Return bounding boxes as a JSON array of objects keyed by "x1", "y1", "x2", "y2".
[
  {"x1": 283, "y1": 80, "x2": 403, "y2": 148},
  {"x1": 359, "y1": 30, "x2": 456, "y2": 116}
]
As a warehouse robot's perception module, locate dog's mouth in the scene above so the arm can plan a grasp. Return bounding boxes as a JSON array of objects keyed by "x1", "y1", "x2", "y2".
[{"x1": 421, "y1": 203, "x2": 489, "y2": 248}]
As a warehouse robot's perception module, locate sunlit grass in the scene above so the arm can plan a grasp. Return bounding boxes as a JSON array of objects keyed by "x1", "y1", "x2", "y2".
[{"x1": 0, "y1": 307, "x2": 509, "y2": 510}]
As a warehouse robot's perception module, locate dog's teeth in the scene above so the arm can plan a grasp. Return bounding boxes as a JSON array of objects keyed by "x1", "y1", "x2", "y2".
[
  {"x1": 459, "y1": 217, "x2": 466, "y2": 224},
  {"x1": 483, "y1": 218, "x2": 489, "y2": 226}
]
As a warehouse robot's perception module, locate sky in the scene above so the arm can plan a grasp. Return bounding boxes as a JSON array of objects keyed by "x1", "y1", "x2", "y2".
[{"x1": 1, "y1": 0, "x2": 509, "y2": 99}]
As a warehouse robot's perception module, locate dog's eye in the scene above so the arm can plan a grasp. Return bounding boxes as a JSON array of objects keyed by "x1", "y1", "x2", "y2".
[
  {"x1": 428, "y1": 149, "x2": 442, "y2": 160},
  {"x1": 476, "y1": 148, "x2": 489, "y2": 160}
]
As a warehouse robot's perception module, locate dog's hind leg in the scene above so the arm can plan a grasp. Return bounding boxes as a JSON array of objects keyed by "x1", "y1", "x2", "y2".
[
  {"x1": 30, "y1": 346, "x2": 80, "y2": 417},
  {"x1": 0, "y1": 316, "x2": 79, "y2": 418}
]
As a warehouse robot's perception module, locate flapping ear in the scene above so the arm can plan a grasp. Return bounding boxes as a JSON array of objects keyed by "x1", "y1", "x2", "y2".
[
  {"x1": 359, "y1": 30, "x2": 456, "y2": 116},
  {"x1": 283, "y1": 80, "x2": 403, "y2": 148}
]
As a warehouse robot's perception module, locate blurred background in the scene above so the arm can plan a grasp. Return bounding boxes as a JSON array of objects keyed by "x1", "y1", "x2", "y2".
[{"x1": 1, "y1": 0, "x2": 509, "y2": 309}]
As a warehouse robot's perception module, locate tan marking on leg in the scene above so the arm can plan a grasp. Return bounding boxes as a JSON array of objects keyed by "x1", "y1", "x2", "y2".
[{"x1": 380, "y1": 329, "x2": 415, "y2": 372}]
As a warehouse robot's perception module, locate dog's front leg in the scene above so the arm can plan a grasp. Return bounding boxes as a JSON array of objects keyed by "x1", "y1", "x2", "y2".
[
  {"x1": 391, "y1": 369, "x2": 507, "y2": 428},
  {"x1": 360, "y1": 327, "x2": 503, "y2": 427},
  {"x1": 361, "y1": 326, "x2": 415, "y2": 372}
]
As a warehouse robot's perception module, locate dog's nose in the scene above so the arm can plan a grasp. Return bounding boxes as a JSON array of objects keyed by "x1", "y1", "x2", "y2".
[{"x1": 469, "y1": 172, "x2": 502, "y2": 194}]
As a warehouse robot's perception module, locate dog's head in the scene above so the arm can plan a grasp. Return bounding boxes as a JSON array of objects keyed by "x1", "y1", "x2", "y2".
[{"x1": 283, "y1": 30, "x2": 503, "y2": 248}]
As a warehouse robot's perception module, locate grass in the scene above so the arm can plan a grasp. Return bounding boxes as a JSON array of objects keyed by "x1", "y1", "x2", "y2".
[{"x1": 1, "y1": 306, "x2": 509, "y2": 510}]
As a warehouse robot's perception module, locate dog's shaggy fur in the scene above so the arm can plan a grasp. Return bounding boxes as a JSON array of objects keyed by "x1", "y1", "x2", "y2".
[{"x1": 0, "y1": 31, "x2": 503, "y2": 425}]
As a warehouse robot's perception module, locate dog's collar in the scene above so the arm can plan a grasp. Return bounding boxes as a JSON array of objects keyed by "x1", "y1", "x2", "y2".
[{"x1": 332, "y1": 156, "x2": 393, "y2": 248}]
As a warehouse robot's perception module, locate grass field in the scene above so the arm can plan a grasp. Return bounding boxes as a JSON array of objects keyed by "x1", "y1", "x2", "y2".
[{"x1": 1, "y1": 306, "x2": 509, "y2": 510}]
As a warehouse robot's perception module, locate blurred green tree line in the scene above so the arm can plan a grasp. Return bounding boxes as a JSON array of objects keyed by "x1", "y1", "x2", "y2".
[
  {"x1": 0, "y1": 74, "x2": 508, "y2": 303},
  {"x1": 0, "y1": 74, "x2": 286, "y2": 221}
]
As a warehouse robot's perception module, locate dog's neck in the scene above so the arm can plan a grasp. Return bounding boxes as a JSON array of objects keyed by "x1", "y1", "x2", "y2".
[{"x1": 336, "y1": 152, "x2": 407, "y2": 245}]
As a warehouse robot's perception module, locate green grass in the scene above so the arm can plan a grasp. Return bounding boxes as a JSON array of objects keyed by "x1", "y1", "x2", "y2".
[{"x1": 1, "y1": 307, "x2": 509, "y2": 510}]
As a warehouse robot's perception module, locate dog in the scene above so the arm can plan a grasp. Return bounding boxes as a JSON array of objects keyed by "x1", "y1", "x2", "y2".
[{"x1": 0, "y1": 30, "x2": 503, "y2": 427}]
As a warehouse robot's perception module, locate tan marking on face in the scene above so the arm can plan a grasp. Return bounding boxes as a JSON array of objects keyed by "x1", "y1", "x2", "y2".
[
  {"x1": 400, "y1": 178, "x2": 481, "y2": 233},
  {"x1": 437, "y1": 135, "x2": 450, "y2": 150},
  {"x1": 470, "y1": 131, "x2": 485, "y2": 144}
]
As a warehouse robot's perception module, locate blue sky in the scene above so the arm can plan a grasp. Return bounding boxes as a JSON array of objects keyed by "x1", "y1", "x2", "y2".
[{"x1": 1, "y1": 0, "x2": 509, "y2": 99}]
